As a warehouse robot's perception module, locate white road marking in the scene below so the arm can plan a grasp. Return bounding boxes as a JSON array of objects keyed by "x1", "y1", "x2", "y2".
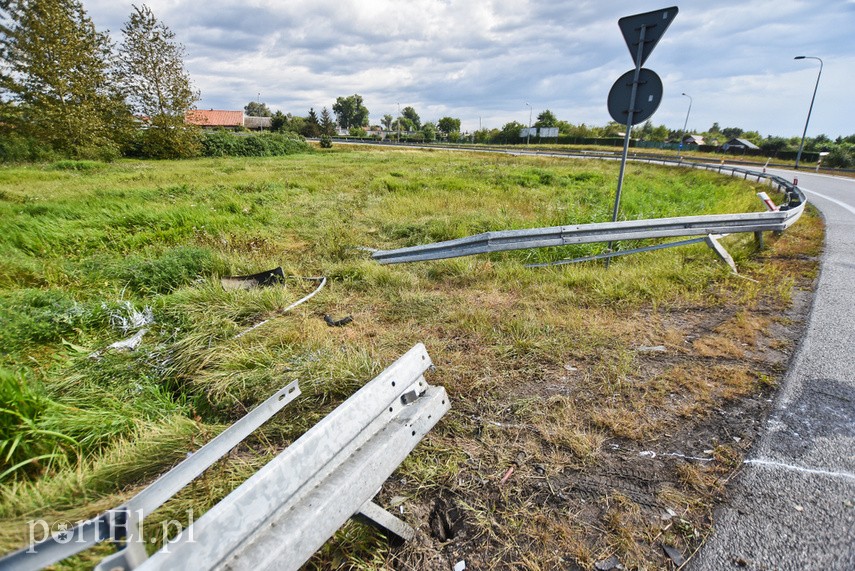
[
  {"x1": 745, "y1": 458, "x2": 855, "y2": 482},
  {"x1": 801, "y1": 187, "x2": 855, "y2": 216}
]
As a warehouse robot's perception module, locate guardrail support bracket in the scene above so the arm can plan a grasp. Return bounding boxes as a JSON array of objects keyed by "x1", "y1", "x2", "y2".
[
  {"x1": 355, "y1": 500, "x2": 415, "y2": 542},
  {"x1": 705, "y1": 234, "x2": 738, "y2": 274}
]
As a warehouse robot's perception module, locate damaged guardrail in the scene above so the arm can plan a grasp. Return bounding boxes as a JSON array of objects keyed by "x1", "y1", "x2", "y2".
[
  {"x1": 371, "y1": 165, "x2": 805, "y2": 266},
  {"x1": 2, "y1": 343, "x2": 449, "y2": 571}
]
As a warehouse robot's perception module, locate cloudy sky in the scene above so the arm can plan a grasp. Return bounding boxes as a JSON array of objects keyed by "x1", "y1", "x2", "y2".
[{"x1": 86, "y1": 0, "x2": 854, "y2": 138}]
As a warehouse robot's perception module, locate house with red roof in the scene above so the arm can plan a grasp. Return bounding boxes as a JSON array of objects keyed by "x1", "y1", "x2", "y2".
[{"x1": 185, "y1": 109, "x2": 245, "y2": 130}]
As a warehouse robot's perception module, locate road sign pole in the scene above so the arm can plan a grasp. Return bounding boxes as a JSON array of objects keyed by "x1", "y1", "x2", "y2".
[{"x1": 607, "y1": 24, "x2": 647, "y2": 265}]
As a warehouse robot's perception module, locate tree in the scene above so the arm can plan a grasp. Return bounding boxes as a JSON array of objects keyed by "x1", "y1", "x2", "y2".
[
  {"x1": 437, "y1": 116, "x2": 460, "y2": 135},
  {"x1": 332, "y1": 94, "x2": 369, "y2": 130},
  {"x1": 498, "y1": 121, "x2": 524, "y2": 143},
  {"x1": 270, "y1": 110, "x2": 287, "y2": 132},
  {"x1": 0, "y1": 0, "x2": 129, "y2": 158},
  {"x1": 396, "y1": 116, "x2": 416, "y2": 132},
  {"x1": 244, "y1": 101, "x2": 271, "y2": 117},
  {"x1": 302, "y1": 107, "x2": 320, "y2": 137},
  {"x1": 534, "y1": 109, "x2": 558, "y2": 128},
  {"x1": 721, "y1": 127, "x2": 743, "y2": 139},
  {"x1": 421, "y1": 122, "x2": 437, "y2": 142},
  {"x1": 117, "y1": 4, "x2": 199, "y2": 158},
  {"x1": 401, "y1": 106, "x2": 420, "y2": 130},
  {"x1": 320, "y1": 107, "x2": 336, "y2": 136},
  {"x1": 381, "y1": 114, "x2": 393, "y2": 131}
]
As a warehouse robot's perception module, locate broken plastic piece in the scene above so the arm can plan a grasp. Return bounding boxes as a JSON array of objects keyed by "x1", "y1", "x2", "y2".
[
  {"x1": 324, "y1": 314, "x2": 353, "y2": 327},
  {"x1": 221, "y1": 267, "x2": 286, "y2": 291}
]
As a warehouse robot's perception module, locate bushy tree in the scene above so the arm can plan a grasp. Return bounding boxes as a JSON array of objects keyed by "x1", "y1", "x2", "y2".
[
  {"x1": 421, "y1": 122, "x2": 437, "y2": 142},
  {"x1": 437, "y1": 116, "x2": 461, "y2": 135},
  {"x1": 244, "y1": 101, "x2": 271, "y2": 117},
  {"x1": 396, "y1": 116, "x2": 415, "y2": 132},
  {"x1": 401, "y1": 106, "x2": 420, "y2": 130},
  {"x1": 381, "y1": 114, "x2": 393, "y2": 131},
  {"x1": 498, "y1": 121, "x2": 524, "y2": 143},
  {"x1": 270, "y1": 110, "x2": 287, "y2": 132},
  {"x1": 0, "y1": 0, "x2": 129, "y2": 158},
  {"x1": 117, "y1": 4, "x2": 199, "y2": 158},
  {"x1": 534, "y1": 109, "x2": 557, "y2": 128},
  {"x1": 332, "y1": 94, "x2": 369, "y2": 129},
  {"x1": 824, "y1": 146, "x2": 852, "y2": 168}
]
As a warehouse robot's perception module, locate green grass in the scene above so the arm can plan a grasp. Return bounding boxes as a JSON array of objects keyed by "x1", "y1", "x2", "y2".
[{"x1": 0, "y1": 146, "x2": 819, "y2": 568}]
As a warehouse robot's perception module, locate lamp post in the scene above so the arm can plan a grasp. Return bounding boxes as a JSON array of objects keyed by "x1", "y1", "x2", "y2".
[
  {"x1": 525, "y1": 102, "x2": 532, "y2": 145},
  {"x1": 396, "y1": 102, "x2": 401, "y2": 142},
  {"x1": 678, "y1": 92, "x2": 692, "y2": 154},
  {"x1": 794, "y1": 56, "x2": 823, "y2": 170}
]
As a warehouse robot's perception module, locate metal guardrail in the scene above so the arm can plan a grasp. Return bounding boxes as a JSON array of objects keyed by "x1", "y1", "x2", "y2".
[
  {"x1": 2, "y1": 343, "x2": 449, "y2": 571},
  {"x1": 138, "y1": 343, "x2": 447, "y2": 571},
  {"x1": 0, "y1": 381, "x2": 302, "y2": 571},
  {"x1": 372, "y1": 162, "x2": 806, "y2": 265}
]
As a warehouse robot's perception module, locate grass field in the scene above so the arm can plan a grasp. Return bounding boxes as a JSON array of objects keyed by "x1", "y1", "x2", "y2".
[{"x1": 0, "y1": 146, "x2": 822, "y2": 569}]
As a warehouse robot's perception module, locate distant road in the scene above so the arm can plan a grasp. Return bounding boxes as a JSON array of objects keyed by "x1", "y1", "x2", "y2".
[{"x1": 691, "y1": 168, "x2": 855, "y2": 570}]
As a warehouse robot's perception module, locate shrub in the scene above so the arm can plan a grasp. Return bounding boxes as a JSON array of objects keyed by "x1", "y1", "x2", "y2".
[
  {"x1": 824, "y1": 146, "x2": 853, "y2": 168},
  {"x1": 0, "y1": 132, "x2": 59, "y2": 163},
  {"x1": 320, "y1": 135, "x2": 333, "y2": 148},
  {"x1": 200, "y1": 131, "x2": 311, "y2": 157}
]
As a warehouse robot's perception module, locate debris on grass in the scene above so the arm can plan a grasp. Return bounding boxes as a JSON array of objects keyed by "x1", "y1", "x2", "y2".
[
  {"x1": 107, "y1": 301, "x2": 154, "y2": 333},
  {"x1": 220, "y1": 266, "x2": 286, "y2": 291},
  {"x1": 89, "y1": 328, "x2": 148, "y2": 359},
  {"x1": 324, "y1": 314, "x2": 353, "y2": 327}
]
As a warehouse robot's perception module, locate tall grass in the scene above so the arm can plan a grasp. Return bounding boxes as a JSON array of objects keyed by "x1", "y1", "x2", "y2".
[{"x1": 0, "y1": 148, "x2": 814, "y2": 565}]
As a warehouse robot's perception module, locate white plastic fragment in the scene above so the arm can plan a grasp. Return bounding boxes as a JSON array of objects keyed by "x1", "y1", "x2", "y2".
[{"x1": 454, "y1": 561, "x2": 466, "y2": 571}]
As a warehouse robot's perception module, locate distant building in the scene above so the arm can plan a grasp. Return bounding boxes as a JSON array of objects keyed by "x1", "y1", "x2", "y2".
[
  {"x1": 243, "y1": 116, "x2": 272, "y2": 131},
  {"x1": 721, "y1": 138, "x2": 759, "y2": 151},
  {"x1": 185, "y1": 109, "x2": 245, "y2": 130},
  {"x1": 682, "y1": 134, "x2": 705, "y2": 146}
]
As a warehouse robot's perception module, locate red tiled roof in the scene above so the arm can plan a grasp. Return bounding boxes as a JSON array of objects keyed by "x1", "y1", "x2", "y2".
[{"x1": 185, "y1": 109, "x2": 244, "y2": 127}]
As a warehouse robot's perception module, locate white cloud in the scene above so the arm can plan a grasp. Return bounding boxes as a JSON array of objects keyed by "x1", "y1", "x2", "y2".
[{"x1": 85, "y1": 0, "x2": 855, "y2": 136}]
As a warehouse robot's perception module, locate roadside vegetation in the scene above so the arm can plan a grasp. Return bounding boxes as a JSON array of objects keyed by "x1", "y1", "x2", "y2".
[{"x1": 0, "y1": 146, "x2": 822, "y2": 569}]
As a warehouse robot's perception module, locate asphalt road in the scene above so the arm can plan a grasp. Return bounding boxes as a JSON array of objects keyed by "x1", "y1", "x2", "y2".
[{"x1": 691, "y1": 168, "x2": 855, "y2": 570}]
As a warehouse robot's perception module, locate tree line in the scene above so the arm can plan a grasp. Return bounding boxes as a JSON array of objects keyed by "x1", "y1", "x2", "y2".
[
  {"x1": 3, "y1": 1, "x2": 852, "y2": 166},
  {"x1": 1, "y1": 0, "x2": 213, "y2": 160},
  {"x1": 245, "y1": 96, "x2": 465, "y2": 144}
]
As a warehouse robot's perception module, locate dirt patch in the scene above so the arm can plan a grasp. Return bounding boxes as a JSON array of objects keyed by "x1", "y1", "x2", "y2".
[{"x1": 376, "y1": 265, "x2": 817, "y2": 570}]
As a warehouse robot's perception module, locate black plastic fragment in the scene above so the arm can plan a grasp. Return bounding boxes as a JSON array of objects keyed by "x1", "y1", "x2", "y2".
[{"x1": 324, "y1": 314, "x2": 353, "y2": 327}]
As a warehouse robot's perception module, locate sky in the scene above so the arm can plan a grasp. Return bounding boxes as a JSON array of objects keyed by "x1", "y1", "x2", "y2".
[{"x1": 85, "y1": 0, "x2": 855, "y2": 138}]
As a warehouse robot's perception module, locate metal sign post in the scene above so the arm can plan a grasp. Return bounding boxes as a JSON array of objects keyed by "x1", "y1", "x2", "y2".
[{"x1": 606, "y1": 7, "x2": 678, "y2": 264}]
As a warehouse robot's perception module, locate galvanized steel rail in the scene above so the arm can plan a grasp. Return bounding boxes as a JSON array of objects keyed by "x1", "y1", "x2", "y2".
[
  {"x1": 2, "y1": 344, "x2": 449, "y2": 571},
  {"x1": 138, "y1": 342, "x2": 448, "y2": 571},
  {"x1": 0, "y1": 381, "x2": 302, "y2": 571},
  {"x1": 371, "y1": 162, "x2": 806, "y2": 265}
]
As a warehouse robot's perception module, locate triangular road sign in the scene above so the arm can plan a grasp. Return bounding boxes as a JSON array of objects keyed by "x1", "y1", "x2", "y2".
[{"x1": 618, "y1": 6, "x2": 678, "y2": 66}]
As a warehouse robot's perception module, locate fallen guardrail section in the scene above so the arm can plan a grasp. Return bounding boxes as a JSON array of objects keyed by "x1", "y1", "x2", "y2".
[
  {"x1": 2, "y1": 343, "x2": 449, "y2": 571},
  {"x1": 371, "y1": 166, "x2": 806, "y2": 267}
]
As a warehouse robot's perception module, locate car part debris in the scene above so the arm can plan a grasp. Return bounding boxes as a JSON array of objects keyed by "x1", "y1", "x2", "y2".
[
  {"x1": 234, "y1": 277, "x2": 327, "y2": 339},
  {"x1": 88, "y1": 329, "x2": 148, "y2": 359},
  {"x1": 324, "y1": 314, "x2": 353, "y2": 327},
  {"x1": 221, "y1": 267, "x2": 286, "y2": 291}
]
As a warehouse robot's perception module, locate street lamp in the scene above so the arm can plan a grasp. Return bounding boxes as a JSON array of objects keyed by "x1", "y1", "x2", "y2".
[
  {"x1": 678, "y1": 92, "x2": 692, "y2": 154},
  {"x1": 396, "y1": 102, "x2": 401, "y2": 142},
  {"x1": 794, "y1": 56, "x2": 823, "y2": 170},
  {"x1": 525, "y1": 102, "x2": 532, "y2": 146}
]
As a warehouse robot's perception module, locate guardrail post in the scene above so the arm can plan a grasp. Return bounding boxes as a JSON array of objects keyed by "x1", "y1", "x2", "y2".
[{"x1": 754, "y1": 231, "x2": 765, "y2": 250}]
